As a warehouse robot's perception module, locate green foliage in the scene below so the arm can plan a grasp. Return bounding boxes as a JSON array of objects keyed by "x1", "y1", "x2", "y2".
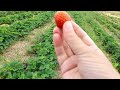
[
  {"x1": 0, "y1": 11, "x2": 120, "y2": 79},
  {"x1": 0, "y1": 23, "x2": 58, "y2": 79},
  {"x1": 0, "y1": 11, "x2": 54, "y2": 53},
  {"x1": 107, "y1": 16, "x2": 120, "y2": 25},
  {"x1": 0, "y1": 11, "x2": 26, "y2": 17},
  {"x1": 93, "y1": 13, "x2": 120, "y2": 39},
  {"x1": 0, "y1": 12, "x2": 34, "y2": 25},
  {"x1": 0, "y1": 61, "x2": 25, "y2": 79}
]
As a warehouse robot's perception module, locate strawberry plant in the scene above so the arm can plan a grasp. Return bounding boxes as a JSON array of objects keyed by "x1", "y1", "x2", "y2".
[
  {"x1": 0, "y1": 11, "x2": 119, "y2": 79},
  {"x1": 93, "y1": 12, "x2": 120, "y2": 39},
  {"x1": 0, "y1": 12, "x2": 35, "y2": 25},
  {"x1": 0, "y1": 11, "x2": 54, "y2": 53},
  {"x1": 0, "y1": 23, "x2": 58, "y2": 79},
  {"x1": 0, "y1": 11, "x2": 26, "y2": 17}
]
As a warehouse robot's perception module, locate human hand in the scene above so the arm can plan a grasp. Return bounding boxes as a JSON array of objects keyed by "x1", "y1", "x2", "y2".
[{"x1": 53, "y1": 21, "x2": 120, "y2": 79}]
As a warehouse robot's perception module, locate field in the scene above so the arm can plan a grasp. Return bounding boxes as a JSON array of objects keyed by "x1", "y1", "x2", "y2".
[{"x1": 0, "y1": 11, "x2": 120, "y2": 79}]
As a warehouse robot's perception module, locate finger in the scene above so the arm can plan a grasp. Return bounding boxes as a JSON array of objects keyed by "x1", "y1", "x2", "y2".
[
  {"x1": 53, "y1": 27, "x2": 62, "y2": 38},
  {"x1": 71, "y1": 21, "x2": 96, "y2": 46},
  {"x1": 63, "y1": 40, "x2": 74, "y2": 57},
  {"x1": 53, "y1": 27, "x2": 73, "y2": 57},
  {"x1": 53, "y1": 33, "x2": 68, "y2": 66},
  {"x1": 63, "y1": 21, "x2": 86, "y2": 55},
  {"x1": 61, "y1": 56, "x2": 78, "y2": 74},
  {"x1": 62, "y1": 67, "x2": 82, "y2": 79}
]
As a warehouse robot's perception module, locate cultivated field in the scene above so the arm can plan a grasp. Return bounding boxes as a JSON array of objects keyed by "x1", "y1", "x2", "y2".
[{"x1": 0, "y1": 11, "x2": 120, "y2": 79}]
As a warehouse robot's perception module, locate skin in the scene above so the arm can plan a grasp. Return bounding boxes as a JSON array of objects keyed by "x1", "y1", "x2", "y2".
[{"x1": 53, "y1": 21, "x2": 120, "y2": 79}]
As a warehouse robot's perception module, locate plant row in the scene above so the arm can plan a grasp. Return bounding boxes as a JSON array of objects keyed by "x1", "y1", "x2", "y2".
[
  {"x1": 0, "y1": 23, "x2": 58, "y2": 79},
  {"x1": 0, "y1": 11, "x2": 54, "y2": 53},
  {"x1": 0, "y1": 12, "x2": 38, "y2": 25}
]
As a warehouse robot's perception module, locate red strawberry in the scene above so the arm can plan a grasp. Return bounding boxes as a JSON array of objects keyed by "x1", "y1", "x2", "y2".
[{"x1": 54, "y1": 11, "x2": 72, "y2": 29}]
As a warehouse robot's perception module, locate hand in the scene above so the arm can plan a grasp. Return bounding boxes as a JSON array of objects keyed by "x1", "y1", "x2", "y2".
[{"x1": 53, "y1": 21, "x2": 120, "y2": 79}]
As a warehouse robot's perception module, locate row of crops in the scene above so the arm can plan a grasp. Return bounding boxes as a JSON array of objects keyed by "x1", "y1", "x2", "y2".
[
  {"x1": 0, "y1": 11, "x2": 25, "y2": 17},
  {"x1": 0, "y1": 23, "x2": 59, "y2": 79},
  {"x1": 0, "y1": 11, "x2": 42, "y2": 17},
  {"x1": 0, "y1": 11, "x2": 119, "y2": 79},
  {"x1": 0, "y1": 11, "x2": 54, "y2": 53},
  {"x1": 0, "y1": 11, "x2": 44, "y2": 25}
]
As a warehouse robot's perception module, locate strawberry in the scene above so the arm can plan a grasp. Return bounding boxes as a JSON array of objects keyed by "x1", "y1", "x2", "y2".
[{"x1": 54, "y1": 11, "x2": 72, "y2": 29}]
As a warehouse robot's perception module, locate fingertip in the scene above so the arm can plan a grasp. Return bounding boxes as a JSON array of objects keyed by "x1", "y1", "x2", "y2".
[
  {"x1": 53, "y1": 33, "x2": 62, "y2": 47},
  {"x1": 53, "y1": 27, "x2": 61, "y2": 34},
  {"x1": 53, "y1": 33, "x2": 59, "y2": 38},
  {"x1": 63, "y1": 21, "x2": 73, "y2": 31},
  {"x1": 53, "y1": 27, "x2": 62, "y2": 38},
  {"x1": 53, "y1": 33, "x2": 59, "y2": 42},
  {"x1": 53, "y1": 27, "x2": 58, "y2": 34}
]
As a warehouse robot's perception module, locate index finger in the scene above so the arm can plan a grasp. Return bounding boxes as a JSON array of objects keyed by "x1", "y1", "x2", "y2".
[{"x1": 53, "y1": 27, "x2": 68, "y2": 66}]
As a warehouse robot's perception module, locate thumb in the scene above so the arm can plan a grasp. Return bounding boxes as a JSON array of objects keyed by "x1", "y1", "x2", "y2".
[{"x1": 63, "y1": 21, "x2": 86, "y2": 54}]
